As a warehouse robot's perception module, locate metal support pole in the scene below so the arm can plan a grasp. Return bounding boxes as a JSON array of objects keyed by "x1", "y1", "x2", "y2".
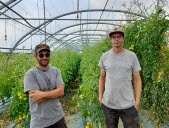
[
  {"x1": 157, "y1": 0, "x2": 160, "y2": 11},
  {"x1": 43, "y1": 0, "x2": 46, "y2": 44}
]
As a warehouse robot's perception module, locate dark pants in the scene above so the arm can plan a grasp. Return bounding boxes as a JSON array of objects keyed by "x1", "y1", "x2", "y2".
[
  {"x1": 45, "y1": 118, "x2": 67, "y2": 128},
  {"x1": 101, "y1": 103, "x2": 140, "y2": 128}
]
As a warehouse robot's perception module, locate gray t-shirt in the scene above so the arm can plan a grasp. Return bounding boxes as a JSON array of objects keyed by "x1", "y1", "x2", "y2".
[
  {"x1": 24, "y1": 66, "x2": 64, "y2": 128},
  {"x1": 98, "y1": 49, "x2": 141, "y2": 109}
]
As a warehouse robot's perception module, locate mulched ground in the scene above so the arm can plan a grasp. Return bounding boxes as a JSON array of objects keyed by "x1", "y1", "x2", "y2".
[{"x1": 0, "y1": 109, "x2": 12, "y2": 128}]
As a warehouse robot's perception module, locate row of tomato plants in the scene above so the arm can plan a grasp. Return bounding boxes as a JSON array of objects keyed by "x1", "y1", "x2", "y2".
[
  {"x1": 50, "y1": 49, "x2": 81, "y2": 91},
  {"x1": 124, "y1": 9, "x2": 169, "y2": 127},
  {"x1": 73, "y1": 41, "x2": 111, "y2": 128},
  {"x1": 0, "y1": 53, "x2": 35, "y2": 128},
  {"x1": 74, "y1": 9, "x2": 169, "y2": 128},
  {"x1": 0, "y1": 49, "x2": 81, "y2": 127}
]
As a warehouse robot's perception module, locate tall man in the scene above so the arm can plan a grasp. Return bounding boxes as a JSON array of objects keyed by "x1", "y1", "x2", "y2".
[
  {"x1": 98, "y1": 27, "x2": 142, "y2": 128},
  {"x1": 24, "y1": 44, "x2": 67, "y2": 128}
]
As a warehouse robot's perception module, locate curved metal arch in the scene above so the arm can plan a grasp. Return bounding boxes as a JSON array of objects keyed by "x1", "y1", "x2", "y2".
[
  {"x1": 47, "y1": 22, "x2": 119, "y2": 43},
  {"x1": 12, "y1": 9, "x2": 146, "y2": 52},
  {"x1": 62, "y1": 38, "x2": 102, "y2": 44},
  {"x1": 54, "y1": 35, "x2": 104, "y2": 49},
  {"x1": 58, "y1": 39, "x2": 102, "y2": 50},
  {"x1": 51, "y1": 29, "x2": 107, "y2": 42},
  {"x1": 50, "y1": 22, "x2": 118, "y2": 48},
  {"x1": 52, "y1": 35, "x2": 102, "y2": 50},
  {"x1": 67, "y1": 38, "x2": 102, "y2": 45},
  {"x1": 56, "y1": 35, "x2": 103, "y2": 44},
  {"x1": 50, "y1": 29, "x2": 109, "y2": 47},
  {"x1": 58, "y1": 35, "x2": 103, "y2": 42},
  {"x1": 0, "y1": 0, "x2": 20, "y2": 10},
  {"x1": 57, "y1": 34, "x2": 106, "y2": 42},
  {"x1": 60, "y1": 39, "x2": 102, "y2": 50}
]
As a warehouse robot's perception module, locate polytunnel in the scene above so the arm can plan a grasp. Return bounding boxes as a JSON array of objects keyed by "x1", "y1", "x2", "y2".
[{"x1": 0, "y1": 0, "x2": 169, "y2": 128}]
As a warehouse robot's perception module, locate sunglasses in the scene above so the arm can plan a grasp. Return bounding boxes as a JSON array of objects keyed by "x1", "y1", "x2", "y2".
[
  {"x1": 111, "y1": 35, "x2": 123, "y2": 39},
  {"x1": 38, "y1": 53, "x2": 50, "y2": 58}
]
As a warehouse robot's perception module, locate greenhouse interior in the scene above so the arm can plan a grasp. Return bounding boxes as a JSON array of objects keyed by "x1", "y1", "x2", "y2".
[{"x1": 0, "y1": 0, "x2": 169, "y2": 128}]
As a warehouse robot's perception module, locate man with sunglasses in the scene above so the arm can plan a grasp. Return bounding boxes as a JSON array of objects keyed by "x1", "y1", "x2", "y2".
[
  {"x1": 98, "y1": 27, "x2": 142, "y2": 128},
  {"x1": 24, "y1": 44, "x2": 67, "y2": 128}
]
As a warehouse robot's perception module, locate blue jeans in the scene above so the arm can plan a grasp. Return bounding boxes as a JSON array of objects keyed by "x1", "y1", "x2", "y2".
[
  {"x1": 101, "y1": 103, "x2": 140, "y2": 128},
  {"x1": 44, "y1": 118, "x2": 67, "y2": 128}
]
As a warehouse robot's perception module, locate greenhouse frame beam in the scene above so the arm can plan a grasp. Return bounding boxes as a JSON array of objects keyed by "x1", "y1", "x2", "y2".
[
  {"x1": 17, "y1": 22, "x2": 52, "y2": 46},
  {"x1": 10, "y1": 20, "x2": 54, "y2": 53},
  {"x1": 0, "y1": 1, "x2": 58, "y2": 51},
  {"x1": 0, "y1": 1, "x2": 58, "y2": 40},
  {"x1": 56, "y1": 34, "x2": 106, "y2": 36},
  {"x1": 0, "y1": 0, "x2": 31, "y2": 37},
  {"x1": 60, "y1": 40, "x2": 101, "y2": 50},
  {"x1": 54, "y1": 35, "x2": 103, "y2": 49},
  {"x1": 49, "y1": 22, "x2": 117, "y2": 48},
  {"x1": 0, "y1": 47, "x2": 32, "y2": 50},
  {"x1": 71, "y1": 40, "x2": 101, "y2": 46},
  {"x1": 0, "y1": 1, "x2": 36, "y2": 28},
  {"x1": 0, "y1": 18, "x2": 138, "y2": 21},
  {"x1": 34, "y1": 33, "x2": 107, "y2": 36},
  {"x1": 0, "y1": 0, "x2": 20, "y2": 10},
  {"x1": 50, "y1": 29, "x2": 108, "y2": 46},
  {"x1": 11, "y1": 9, "x2": 146, "y2": 53},
  {"x1": 59, "y1": 39, "x2": 101, "y2": 49},
  {"x1": 58, "y1": 35, "x2": 103, "y2": 42},
  {"x1": 69, "y1": 40, "x2": 101, "y2": 45},
  {"x1": 58, "y1": 39, "x2": 102, "y2": 42},
  {"x1": 32, "y1": 29, "x2": 108, "y2": 36}
]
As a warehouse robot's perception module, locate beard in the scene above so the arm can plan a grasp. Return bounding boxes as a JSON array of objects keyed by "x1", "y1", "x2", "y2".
[{"x1": 38, "y1": 60, "x2": 49, "y2": 67}]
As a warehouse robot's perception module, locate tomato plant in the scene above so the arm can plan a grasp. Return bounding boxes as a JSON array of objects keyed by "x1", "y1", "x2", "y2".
[
  {"x1": 50, "y1": 49, "x2": 81, "y2": 91},
  {"x1": 74, "y1": 40, "x2": 111, "y2": 128},
  {"x1": 124, "y1": 9, "x2": 169, "y2": 127}
]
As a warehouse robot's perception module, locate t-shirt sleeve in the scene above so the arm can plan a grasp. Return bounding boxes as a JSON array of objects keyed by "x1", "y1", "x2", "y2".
[
  {"x1": 98, "y1": 54, "x2": 105, "y2": 69},
  {"x1": 132, "y1": 54, "x2": 141, "y2": 72},
  {"x1": 56, "y1": 69, "x2": 64, "y2": 87},
  {"x1": 24, "y1": 71, "x2": 40, "y2": 94}
]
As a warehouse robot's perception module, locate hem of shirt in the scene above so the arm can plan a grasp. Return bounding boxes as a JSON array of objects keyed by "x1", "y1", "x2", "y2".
[
  {"x1": 44, "y1": 115, "x2": 64, "y2": 128},
  {"x1": 30, "y1": 115, "x2": 64, "y2": 128},
  {"x1": 102, "y1": 101, "x2": 134, "y2": 110}
]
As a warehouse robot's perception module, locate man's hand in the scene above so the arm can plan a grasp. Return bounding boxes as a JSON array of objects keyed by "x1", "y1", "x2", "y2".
[
  {"x1": 99, "y1": 68, "x2": 106, "y2": 106},
  {"x1": 99, "y1": 96, "x2": 102, "y2": 105},
  {"x1": 133, "y1": 71, "x2": 142, "y2": 111},
  {"x1": 134, "y1": 102, "x2": 140, "y2": 111},
  {"x1": 29, "y1": 90, "x2": 45, "y2": 103}
]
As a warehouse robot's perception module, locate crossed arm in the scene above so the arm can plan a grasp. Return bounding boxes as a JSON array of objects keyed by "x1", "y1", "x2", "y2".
[{"x1": 28, "y1": 84, "x2": 64, "y2": 104}]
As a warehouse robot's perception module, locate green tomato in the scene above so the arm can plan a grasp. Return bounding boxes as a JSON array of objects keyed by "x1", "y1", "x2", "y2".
[
  {"x1": 19, "y1": 96, "x2": 23, "y2": 100},
  {"x1": 17, "y1": 93, "x2": 21, "y2": 97},
  {"x1": 22, "y1": 115, "x2": 27, "y2": 120},
  {"x1": 23, "y1": 98, "x2": 27, "y2": 101},
  {"x1": 19, "y1": 117, "x2": 22, "y2": 120}
]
